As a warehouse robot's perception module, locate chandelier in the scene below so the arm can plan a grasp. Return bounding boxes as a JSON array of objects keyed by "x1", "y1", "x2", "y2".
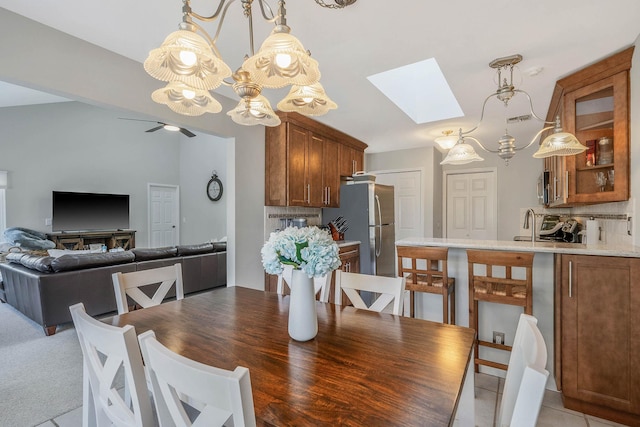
[
  {"x1": 440, "y1": 54, "x2": 587, "y2": 165},
  {"x1": 144, "y1": 0, "x2": 353, "y2": 127}
]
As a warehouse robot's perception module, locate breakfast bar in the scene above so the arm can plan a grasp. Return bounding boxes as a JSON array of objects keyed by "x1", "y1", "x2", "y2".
[{"x1": 396, "y1": 237, "x2": 640, "y2": 425}]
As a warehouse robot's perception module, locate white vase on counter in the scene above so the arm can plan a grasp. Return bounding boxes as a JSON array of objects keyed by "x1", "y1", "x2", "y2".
[{"x1": 287, "y1": 268, "x2": 318, "y2": 342}]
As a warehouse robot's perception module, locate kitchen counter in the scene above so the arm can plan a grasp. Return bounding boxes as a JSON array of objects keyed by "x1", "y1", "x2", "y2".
[
  {"x1": 334, "y1": 240, "x2": 360, "y2": 248},
  {"x1": 393, "y1": 236, "x2": 640, "y2": 390},
  {"x1": 395, "y1": 237, "x2": 640, "y2": 258}
]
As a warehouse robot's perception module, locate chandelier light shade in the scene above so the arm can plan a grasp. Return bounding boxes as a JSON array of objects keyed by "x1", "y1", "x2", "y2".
[
  {"x1": 434, "y1": 130, "x2": 458, "y2": 150},
  {"x1": 152, "y1": 82, "x2": 223, "y2": 116},
  {"x1": 437, "y1": 54, "x2": 581, "y2": 165},
  {"x1": 144, "y1": 29, "x2": 232, "y2": 90},
  {"x1": 533, "y1": 116, "x2": 588, "y2": 158},
  {"x1": 144, "y1": 0, "x2": 351, "y2": 126},
  {"x1": 277, "y1": 82, "x2": 337, "y2": 116},
  {"x1": 243, "y1": 28, "x2": 321, "y2": 89},
  {"x1": 227, "y1": 95, "x2": 282, "y2": 127},
  {"x1": 440, "y1": 139, "x2": 485, "y2": 165}
]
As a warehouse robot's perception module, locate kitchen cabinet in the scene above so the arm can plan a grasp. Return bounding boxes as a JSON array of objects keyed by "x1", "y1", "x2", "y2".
[
  {"x1": 265, "y1": 112, "x2": 367, "y2": 207},
  {"x1": 339, "y1": 143, "x2": 364, "y2": 177},
  {"x1": 327, "y1": 242, "x2": 360, "y2": 304},
  {"x1": 555, "y1": 254, "x2": 640, "y2": 425},
  {"x1": 543, "y1": 47, "x2": 632, "y2": 208}
]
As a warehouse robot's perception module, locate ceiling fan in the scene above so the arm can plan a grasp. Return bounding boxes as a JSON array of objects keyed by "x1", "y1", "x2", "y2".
[{"x1": 118, "y1": 118, "x2": 196, "y2": 137}]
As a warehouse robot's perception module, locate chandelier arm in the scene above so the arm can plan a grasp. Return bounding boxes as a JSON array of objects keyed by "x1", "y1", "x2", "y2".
[
  {"x1": 513, "y1": 125, "x2": 555, "y2": 152},
  {"x1": 187, "y1": 20, "x2": 225, "y2": 59},
  {"x1": 512, "y1": 89, "x2": 554, "y2": 124},
  {"x1": 256, "y1": 0, "x2": 278, "y2": 22},
  {"x1": 189, "y1": 0, "x2": 232, "y2": 22},
  {"x1": 464, "y1": 136, "x2": 499, "y2": 154},
  {"x1": 460, "y1": 92, "x2": 499, "y2": 136},
  {"x1": 208, "y1": 0, "x2": 239, "y2": 46}
]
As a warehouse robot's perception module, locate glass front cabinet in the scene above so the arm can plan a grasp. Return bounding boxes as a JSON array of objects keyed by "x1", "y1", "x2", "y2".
[{"x1": 544, "y1": 47, "x2": 632, "y2": 208}]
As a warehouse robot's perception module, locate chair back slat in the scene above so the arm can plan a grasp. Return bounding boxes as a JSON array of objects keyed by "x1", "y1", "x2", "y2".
[
  {"x1": 112, "y1": 263, "x2": 184, "y2": 314},
  {"x1": 69, "y1": 302, "x2": 154, "y2": 427},
  {"x1": 138, "y1": 330, "x2": 257, "y2": 427},
  {"x1": 336, "y1": 270, "x2": 405, "y2": 315}
]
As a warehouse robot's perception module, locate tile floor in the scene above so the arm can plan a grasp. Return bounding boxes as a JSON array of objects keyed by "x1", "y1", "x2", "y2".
[{"x1": 37, "y1": 373, "x2": 630, "y2": 427}]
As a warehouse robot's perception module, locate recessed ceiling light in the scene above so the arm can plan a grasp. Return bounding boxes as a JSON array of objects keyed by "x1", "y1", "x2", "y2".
[{"x1": 367, "y1": 58, "x2": 463, "y2": 124}]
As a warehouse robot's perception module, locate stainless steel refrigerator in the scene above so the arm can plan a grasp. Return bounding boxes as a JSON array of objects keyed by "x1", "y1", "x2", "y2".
[{"x1": 323, "y1": 182, "x2": 395, "y2": 277}]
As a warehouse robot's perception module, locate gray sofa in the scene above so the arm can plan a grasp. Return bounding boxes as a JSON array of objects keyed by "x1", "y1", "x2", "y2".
[{"x1": 0, "y1": 243, "x2": 226, "y2": 335}]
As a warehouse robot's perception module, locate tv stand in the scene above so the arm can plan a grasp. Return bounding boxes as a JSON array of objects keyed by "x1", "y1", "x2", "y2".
[{"x1": 47, "y1": 230, "x2": 136, "y2": 251}]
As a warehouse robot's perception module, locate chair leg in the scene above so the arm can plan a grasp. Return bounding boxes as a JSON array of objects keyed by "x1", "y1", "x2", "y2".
[
  {"x1": 442, "y1": 289, "x2": 448, "y2": 324},
  {"x1": 472, "y1": 300, "x2": 479, "y2": 373},
  {"x1": 450, "y1": 287, "x2": 455, "y2": 325},
  {"x1": 409, "y1": 291, "x2": 415, "y2": 318}
]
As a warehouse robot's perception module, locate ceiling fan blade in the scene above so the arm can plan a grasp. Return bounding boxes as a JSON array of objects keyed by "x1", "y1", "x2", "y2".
[
  {"x1": 146, "y1": 125, "x2": 164, "y2": 133},
  {"x1": 180, "y1": 127, "x2": 196, "y2": 138},
  {"x1": 118, "y1": 117, "x2": 161, "y2": 124}
]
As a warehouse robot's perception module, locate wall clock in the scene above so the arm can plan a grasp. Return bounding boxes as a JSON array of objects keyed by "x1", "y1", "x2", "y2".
[{"x1": 206, "y1": 172, "x2": 223, "y2": 201}]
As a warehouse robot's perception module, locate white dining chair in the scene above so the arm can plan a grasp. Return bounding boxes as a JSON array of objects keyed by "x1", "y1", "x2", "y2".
[
  {"x1": 69, "y1": 302, "x2": 154, "y2": 427},
  {"x1": 335, "y1": 270, "x2": 406, "y2": 315},
  {"x1": 496, "y1": 313, "x2": 550, "y2": 427},
  {"x1": 138, "y1": 330, "x2": 257, "y2": 427},
  {"x1": 276, "y1": 264, "x2": 332, "y2": 303},
  {"x1": 112, "y1": 263, "x2": 184, "y2": 314}
]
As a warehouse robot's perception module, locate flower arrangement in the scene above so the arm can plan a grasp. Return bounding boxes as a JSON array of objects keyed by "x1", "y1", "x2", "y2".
[{"x1": 261, "y1": 226, "x2": 341, "y2": 278}]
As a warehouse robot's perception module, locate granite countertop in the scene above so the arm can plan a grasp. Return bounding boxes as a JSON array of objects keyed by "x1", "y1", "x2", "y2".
[
  {"x1": 395, "y1": 237, "x2": 640, "y2": 258},
  {"x1": 334, "y1": 240, "x2": 361, "y2": 248}
]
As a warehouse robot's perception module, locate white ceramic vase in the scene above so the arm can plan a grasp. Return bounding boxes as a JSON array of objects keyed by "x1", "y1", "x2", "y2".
[{"x1": 287, "y1": 268, "x2": 318, "y2": 341}]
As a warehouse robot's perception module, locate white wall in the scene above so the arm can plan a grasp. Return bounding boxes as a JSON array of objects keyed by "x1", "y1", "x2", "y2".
[
  {"x1": 178, "y1": 133, "x2": 229, "y2": 245},
  {"x1": 0, "y1": 102, "x2": 179, "y2": 245},
  {"x1": 0, "y1": 9, "x2": 266, "y2": 288},
  {"x1": 0, "y1": 101, "x2": 233, "y2": 248}
]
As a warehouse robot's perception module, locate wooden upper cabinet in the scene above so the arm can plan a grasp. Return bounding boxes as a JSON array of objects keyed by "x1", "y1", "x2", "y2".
[
  {"x1": 265, "y1": 112, "x2": 367, "y2": 207},
  {"x1": 543, "y1": 47, "x2": 633, "y2": 208},
  {"x1": 322, "y1": 138, "x2": 340, "y2": 207}
]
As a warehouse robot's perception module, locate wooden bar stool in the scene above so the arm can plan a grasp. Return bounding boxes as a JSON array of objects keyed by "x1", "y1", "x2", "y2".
[
  {"x1": 396, "y1": 246, "x2": 455, "y2": 324},
  {"x1": 467, "y1": 249, "x2": 534, "y2": 372}
]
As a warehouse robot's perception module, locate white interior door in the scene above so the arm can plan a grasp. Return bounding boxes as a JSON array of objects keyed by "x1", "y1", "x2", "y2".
[
  {"x1": 445, "y1": 170, "x2": 497, "y2": 240},
  {"x1": 373, "y1": 170, "x2": 424, "y2": 241},
  {"x1": 148, "y1": 184, "x2": 179, "y2": 247}
]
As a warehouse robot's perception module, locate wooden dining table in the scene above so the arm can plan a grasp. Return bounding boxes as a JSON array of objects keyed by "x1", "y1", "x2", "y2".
[{"x1": 106, "y1": 286, "x2": 476, "y2": 426}]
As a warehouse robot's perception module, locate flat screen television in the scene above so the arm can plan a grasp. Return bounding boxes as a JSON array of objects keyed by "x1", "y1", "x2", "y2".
[{"x1": 52, "y1": 191, "x2": 130, "y2": 232}]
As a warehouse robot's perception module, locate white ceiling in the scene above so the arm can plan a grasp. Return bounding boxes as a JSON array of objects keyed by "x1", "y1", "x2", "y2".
[{"x1": 1, "y1": 0, "x2": 639, "y2": 153}]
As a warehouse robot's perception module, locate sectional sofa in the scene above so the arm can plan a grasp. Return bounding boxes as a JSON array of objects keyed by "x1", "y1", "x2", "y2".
[{"x1": 0, "y1": 242, "x2": 226, "y2": 335}]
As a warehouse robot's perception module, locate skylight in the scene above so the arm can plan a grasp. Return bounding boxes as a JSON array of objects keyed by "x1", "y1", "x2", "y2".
[{"x1": 367, "y1": 58, "x2": 463, "y2": 124}]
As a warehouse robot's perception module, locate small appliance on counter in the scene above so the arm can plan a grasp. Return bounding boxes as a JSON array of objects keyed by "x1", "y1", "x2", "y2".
[{"x1": 538, "y1": 215, "x2": 581, "y2": 242}]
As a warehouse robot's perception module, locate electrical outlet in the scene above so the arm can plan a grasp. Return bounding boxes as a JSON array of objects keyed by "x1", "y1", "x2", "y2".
[
  {"x1": 493, "y1": 331, "x2": 505, "y2": 345},
  {"x1": 45, "y1": 218, "x2": 52, "y2": 226}
]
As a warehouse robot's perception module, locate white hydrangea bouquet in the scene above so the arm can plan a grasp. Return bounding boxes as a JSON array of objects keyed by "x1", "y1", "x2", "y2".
[{"x1": 261, "y1": 226, "x2": 341, "y2": 278}]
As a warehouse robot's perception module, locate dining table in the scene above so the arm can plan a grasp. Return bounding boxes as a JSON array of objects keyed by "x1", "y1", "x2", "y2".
[{"x1": 106, "y1": 286, "x2": 476, "y2": 426}]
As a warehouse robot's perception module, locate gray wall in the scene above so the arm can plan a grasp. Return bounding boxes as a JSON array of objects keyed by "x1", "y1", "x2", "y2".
[
  {"x1": 440, "y1": 142, "x2": 541, "y2": 241},
  {"x1": 178, "y1": 133, "x2": 228, "y2": 245},
  {"x1": 366, "y1": 146, "x2": 438, "y2": 237},
  {"x1": 366, "y1": 135, "x2": 542, "y2": 241},
  {"x1": 0, "y1": 8, "x2": 266, "y2": 289}
]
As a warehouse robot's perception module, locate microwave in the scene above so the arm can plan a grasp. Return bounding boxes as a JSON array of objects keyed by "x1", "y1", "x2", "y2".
[{"x1": 537, "y1": 171, "x2": 550, "y2": 205}]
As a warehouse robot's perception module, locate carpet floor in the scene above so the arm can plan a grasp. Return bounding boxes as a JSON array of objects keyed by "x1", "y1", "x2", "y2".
[{"x1": 0, "y1": 303, "x2": 83, "y2": 427}]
